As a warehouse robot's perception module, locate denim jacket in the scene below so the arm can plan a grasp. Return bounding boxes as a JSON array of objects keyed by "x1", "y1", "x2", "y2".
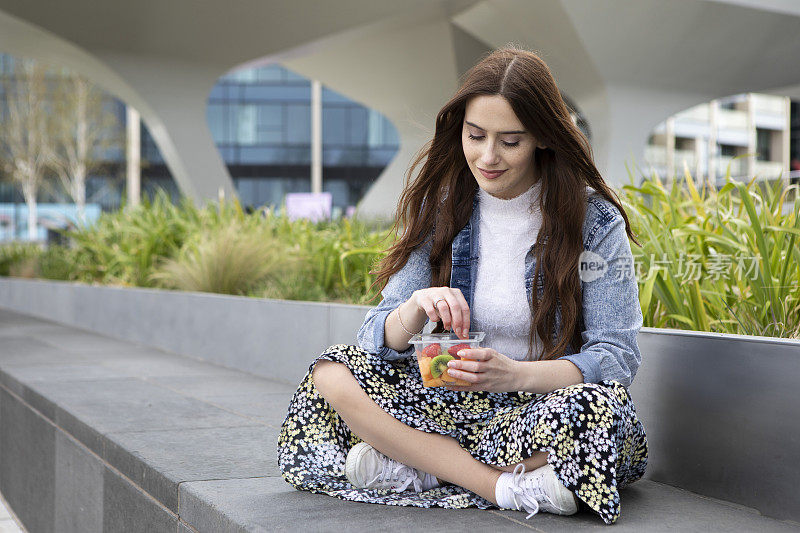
[{"x1": 356, "y1": 187, "x2": 643, "y2": 388}]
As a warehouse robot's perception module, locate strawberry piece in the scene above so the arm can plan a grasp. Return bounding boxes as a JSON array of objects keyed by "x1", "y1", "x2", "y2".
[
  {"x1": 421, "y1": 343, "x2": 441, "y2": 356},
  {"x1": 448, "y1": 343, "x2": 471, "y2": 357}
]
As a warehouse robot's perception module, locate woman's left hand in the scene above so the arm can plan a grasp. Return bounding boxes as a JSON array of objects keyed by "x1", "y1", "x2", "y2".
[{"x1": 444, "y1": 347, "x2": 524, "y2": 392}]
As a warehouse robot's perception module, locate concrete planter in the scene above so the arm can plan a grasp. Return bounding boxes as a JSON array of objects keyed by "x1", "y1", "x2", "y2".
[
  {"x1": 631, "y1": 329, "x2": 800, "y2": 523},
  {"x1": 1, "y1": 277, "x2": 799, "y2": 523},
  {"x1": 0, "y1": 277, "x2": 371, "y2": 385}
]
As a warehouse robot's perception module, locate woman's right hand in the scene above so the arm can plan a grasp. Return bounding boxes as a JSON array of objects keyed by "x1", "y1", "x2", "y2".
[{"x1": 411, "y1": 287, "x2": 471, "y2": 339}]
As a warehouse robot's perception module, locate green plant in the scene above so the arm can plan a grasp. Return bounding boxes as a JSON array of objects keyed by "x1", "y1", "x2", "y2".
[
  {"x1": 253, "y1": 206, "x2": 391, "y2": 304},
  {"x1": 623, "y1": 162, "x2": 800, "y2": 338},
  {"x1": 0, "y1": 242, "x2": 43, "y2": 277},
  {"x1": 45, "y1": 188, "x2": 392, "y2": 303},
  {"x1": 149, "y1": 222, "x2": 293, "y2": 295},
  {"x1": 37, "y1": 245, "x2": 76, "y2": 281},
  {"x1": 8, "y1": 165, "x2": 799, "y2": 340},
  {"x1": 64, "y1": 189, "x2": 197, "y2": 286}
]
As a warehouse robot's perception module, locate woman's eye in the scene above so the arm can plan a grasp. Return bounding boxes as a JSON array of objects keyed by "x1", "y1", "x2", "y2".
[{"x1": 467, "y1": 133, "x2": 519, "y2": 147}]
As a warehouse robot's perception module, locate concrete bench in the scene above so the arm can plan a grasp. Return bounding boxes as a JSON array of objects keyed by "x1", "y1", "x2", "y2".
[{"x1": 1, "y1": 307, "x2": 798, "y2": 532}]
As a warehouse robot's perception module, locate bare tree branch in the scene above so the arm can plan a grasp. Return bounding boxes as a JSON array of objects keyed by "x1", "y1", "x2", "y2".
[
  {"x1": 0, "y1": 58, "x2": 52, "y2": 240},
  {"x1": 45, "y1": 71, "x2": 121, "y2": 224}
]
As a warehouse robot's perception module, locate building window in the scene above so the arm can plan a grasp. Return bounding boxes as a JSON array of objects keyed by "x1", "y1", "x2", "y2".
[
  {"x1": 257, "y1": 104, "x2": 283, "y2": 144},
  {"x1": 322, "y1": 107, "x2": 347, "y2": 145},
  {"x1": 347, "y1": 107, "x2": 368, "y2": 146},
  {"x1": 756, "y1": 128, "x2": 771, "y2": 161},
  {"x1": 256, "y1": 65, "x2": 284, "y2": 82},
  {"x1": 226, "y1": 69, "x2": 257, "y2": 84},
  {"x1": 286, "y1": 104, "x2": 311, "y2": 144},
  {"x1": 205, "y1": 64, "x2": 400, "y2": 209},
  {"x1": 207, "y1": 104, "x2": 231, "y2": 144},
  {"x1": 236, "y1": 105, "x2": 257, "y2": 145}
]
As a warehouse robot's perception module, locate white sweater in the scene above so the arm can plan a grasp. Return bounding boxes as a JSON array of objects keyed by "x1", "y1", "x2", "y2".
[{"x1": 471, "y1": 181, "x2": 544, "y2": 361}]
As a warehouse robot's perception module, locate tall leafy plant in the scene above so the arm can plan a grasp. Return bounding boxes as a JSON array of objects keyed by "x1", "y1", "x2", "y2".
[
  {"x1": 65, "y1": 189, "x2": 198, "y2": 286},
  {"x1": 623, "y1": 163, "x2": 800, "y2": 338}
]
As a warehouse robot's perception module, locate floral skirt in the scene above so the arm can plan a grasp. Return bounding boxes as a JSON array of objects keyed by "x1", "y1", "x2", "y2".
[{"x1": 277, "y1": 344, "x2": 648, "y2": 525}]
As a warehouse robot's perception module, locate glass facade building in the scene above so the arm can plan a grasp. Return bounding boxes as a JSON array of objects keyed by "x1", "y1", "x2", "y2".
[
  {"x1": 0, "y1": 55, "x2": 400, "y2": 219},
  {"x1": 145, "y1": 64, "x2": 400, "y2": 216}
]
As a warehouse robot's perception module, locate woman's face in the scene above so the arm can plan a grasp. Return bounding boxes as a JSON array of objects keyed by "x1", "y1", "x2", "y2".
[{"x1": 462, "y1": 94, "x2": 545, "y2": 199}]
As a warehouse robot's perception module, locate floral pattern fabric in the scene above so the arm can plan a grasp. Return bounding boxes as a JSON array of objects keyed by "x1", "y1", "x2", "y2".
[{"x1": 277, "y1": 344, "x2": 648, "y2": 525}]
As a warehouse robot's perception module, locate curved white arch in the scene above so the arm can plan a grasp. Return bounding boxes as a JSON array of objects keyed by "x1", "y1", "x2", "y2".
[{"x1": 0, "y1": 9, "x2": 236, "y2": 203}]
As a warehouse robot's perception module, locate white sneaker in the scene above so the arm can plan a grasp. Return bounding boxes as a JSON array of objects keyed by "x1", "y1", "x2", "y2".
[
  {"x1": 344, "y1": 442, "x2": 439, "y2": 493},
  {"x1": 495, "y1": 463, "x2": 579, "y2": 518}
]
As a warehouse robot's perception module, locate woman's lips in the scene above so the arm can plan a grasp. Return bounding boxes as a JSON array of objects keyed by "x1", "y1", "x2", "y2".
[{"x1": 478, "y1": 168, "x2": 507, "y2": 179}]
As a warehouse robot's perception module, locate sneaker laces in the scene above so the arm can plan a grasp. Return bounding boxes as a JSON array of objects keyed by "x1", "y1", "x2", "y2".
[
  {"x1": 508, "y1": 464, "x2": 557, "y2": 519},
  {"x1": 369, "y1": 457, "x2": 423, "y2": 493}
]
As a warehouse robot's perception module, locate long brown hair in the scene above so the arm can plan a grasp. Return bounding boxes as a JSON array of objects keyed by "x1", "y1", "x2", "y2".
[{"x1": 370, "y1": 46, "x2": 638, "y2": 361}]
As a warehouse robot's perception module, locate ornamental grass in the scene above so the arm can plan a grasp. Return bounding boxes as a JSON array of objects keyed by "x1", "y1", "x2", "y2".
[
  {"x1": 622, "y1": 164, "x2": 800, "y2": 338},
  {"x1": 1, "y1": 167, "x2": 797, "y2": 338}
]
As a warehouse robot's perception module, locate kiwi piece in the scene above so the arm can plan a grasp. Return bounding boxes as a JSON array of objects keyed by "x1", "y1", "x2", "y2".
[{"x1": 429, "y1": 354, "x2": 454, "y2": 379}]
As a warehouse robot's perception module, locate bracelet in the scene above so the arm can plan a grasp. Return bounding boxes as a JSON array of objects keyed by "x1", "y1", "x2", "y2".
[{"x1": 397, "y1": 306, "x2": 424, "y2": 336}]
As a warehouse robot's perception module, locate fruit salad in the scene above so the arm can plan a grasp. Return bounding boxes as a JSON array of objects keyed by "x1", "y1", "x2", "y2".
[{"x1": 408, "y1": 332, "x2": 486, "y2": 388}]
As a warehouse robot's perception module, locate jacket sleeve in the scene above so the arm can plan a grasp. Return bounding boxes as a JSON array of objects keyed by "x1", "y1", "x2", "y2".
[
  {"x1": 356, "y1": 238, "x2": 433, "y2": 360},
  {"x1": 559, "y1": 213, "x2": 643, "y2": 387}
]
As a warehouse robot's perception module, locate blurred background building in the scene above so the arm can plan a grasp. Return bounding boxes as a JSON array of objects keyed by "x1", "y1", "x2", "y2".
[
  {"x1": 0, "y1": 56, "x2": 402, "y2": 239},
  {"x1": 158, "y1": 64, "x2": 401, "y2": 218},
  {"x1": 3, "y1": 0, "x2": 800, "y2": 240},
  {"x1": 644, "y1": 94, "x2": 797, "y2": 185}
]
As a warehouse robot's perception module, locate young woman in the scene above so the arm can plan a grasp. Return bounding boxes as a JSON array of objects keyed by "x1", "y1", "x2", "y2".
[{"x1": 277, "y1": 46, "x2": 648, "y2": 525}]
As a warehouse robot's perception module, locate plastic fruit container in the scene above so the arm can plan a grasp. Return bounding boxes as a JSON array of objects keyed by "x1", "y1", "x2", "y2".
[{"x1": 408, "y1": 332, "x2": 486, "y2": 388}]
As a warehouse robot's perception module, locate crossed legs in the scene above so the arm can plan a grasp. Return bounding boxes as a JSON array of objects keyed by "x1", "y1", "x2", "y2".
[{"x1": 312, "y1": 359, "x2": 549, "y2": 504}]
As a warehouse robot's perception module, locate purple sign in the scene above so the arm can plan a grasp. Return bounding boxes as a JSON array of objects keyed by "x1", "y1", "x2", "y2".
[{"x1": 285, "y1": 192, "x2": 332, "y2": 222}]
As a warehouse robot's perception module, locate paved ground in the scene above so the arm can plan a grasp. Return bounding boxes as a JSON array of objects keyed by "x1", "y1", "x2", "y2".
[{"x1": 1, "y1": 307, "x2": 799, "y2": 532}]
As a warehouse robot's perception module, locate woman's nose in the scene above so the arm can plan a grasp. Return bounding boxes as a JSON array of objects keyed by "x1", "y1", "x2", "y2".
[{"x1": 480, "y1": 145, "x2": 500, "y2": 166}]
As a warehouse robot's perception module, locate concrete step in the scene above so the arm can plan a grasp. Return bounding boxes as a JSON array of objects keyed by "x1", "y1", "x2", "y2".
[
  {"x1": 179, "y1": 475, "x2": 800, "y2": 532},
  {"x1": 0, "y1": 307, "x2": 798, "y2": 532}
]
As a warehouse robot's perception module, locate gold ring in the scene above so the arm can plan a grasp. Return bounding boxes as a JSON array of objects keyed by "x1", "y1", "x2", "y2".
[{"x1": 433, "y1": 298, "x2": 446, "y2": 306}]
